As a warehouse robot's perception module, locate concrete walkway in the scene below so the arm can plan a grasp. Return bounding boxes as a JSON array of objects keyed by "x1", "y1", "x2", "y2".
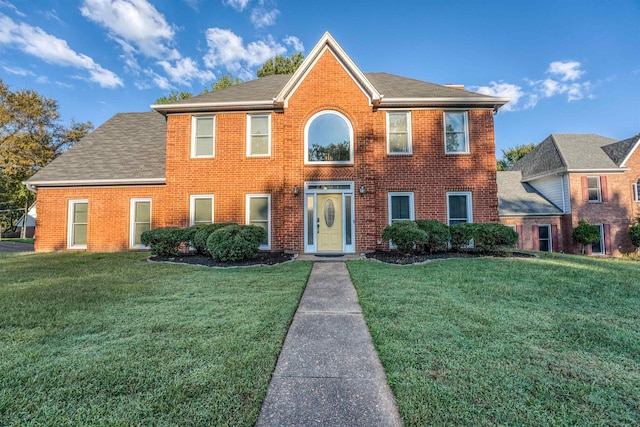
[{"x1": 256, "y1": 262, "x2": 402, "y2": 427}]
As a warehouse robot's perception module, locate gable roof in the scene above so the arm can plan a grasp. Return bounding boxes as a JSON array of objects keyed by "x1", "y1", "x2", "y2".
[
  {"x1": 152, "y1": 32, "x2": 509, "y2": 114},
  {"x1": 602, "y1": 134, "x2": 640, "y2": 167},
  {"x1": 497, "y1": 171, "x2": 563, "y2": 216},
  {"x1": 512, "y1": 134, "x2": 623, "y2": 181},
  {"x1": 26, "y1": 112, "x2": 166, "y2": 189}
]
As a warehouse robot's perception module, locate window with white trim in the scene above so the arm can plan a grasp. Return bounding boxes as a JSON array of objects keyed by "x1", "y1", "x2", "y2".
[
  {"x1": 130, "y1": 198, "x2": 151, "y2": 248},
  {"x1": 305, "y1": 111, "x2": 353, "y2": 164},
  {"x1": 388, "y1": 192, "x2": 414, "y2": 223},
  {"x1": 68, "y1": 200, "x2": 88, "y2": 249},
  {"x1": 191, "y1": 116, "x2": 215, "y2": 157},
  {"x1": 587, "y1": 176, "x2": 601, "y2": 202},
  {"x1": 633, "y1": 179, "x2": 640, "y2": 202},
  {"x1": 190, "y1": 195, "x2": 214, "y2": 225},
  {"x1": 444, "y1": 111, "x2": 469, "y2": 154},
  {"x1": 246, "y1": 194, "x2": 270, "y2": 249},
  {"x1": 591, "y1": 224, "x2": 605, "y2": 254},
  {"x1": 538, "y1": 224, "x2": 552, "y2": 252},
  {"x1": 447, "y1": 192, "x2": 472, "y2": 224},
  {"x1": 387, "y1": 112, "x2": 412, "y2": 154},
  {"x1": 247, "y1": 114, "x2": 271, "y2": 156}
]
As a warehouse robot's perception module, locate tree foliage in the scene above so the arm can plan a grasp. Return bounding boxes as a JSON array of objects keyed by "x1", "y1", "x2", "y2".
[
  {"x1": 0, "y1": 79, "x2": 92, "y2": 232},
  {"x1": 153, "y1": 90, "x2": 193, "y2": 105},
  {"x1": 201, "y1": 73, "x2": 243, "y2": 93},
  {"x1": 256, "y1": 52, "x2": 304, "y2": 77},
  {"x1": 572, "y1": 220, "x2": 601, "y2": 255},
  {"x1": 628, "y1": 217, "x2": 640, "y2": 254},
  {"x1": 496, "y1": 143, "x2": 536, "y2": 171}
]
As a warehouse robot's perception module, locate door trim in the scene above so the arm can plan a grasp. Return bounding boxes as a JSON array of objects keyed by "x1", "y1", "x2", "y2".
[{"x1": 304, "y1": 181, "x2": 355, "y2": 253}]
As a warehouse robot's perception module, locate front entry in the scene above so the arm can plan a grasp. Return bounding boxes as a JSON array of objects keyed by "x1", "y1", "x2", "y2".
[{"x1": 317, "y1": 194, "x2": 343, "y2": 251}]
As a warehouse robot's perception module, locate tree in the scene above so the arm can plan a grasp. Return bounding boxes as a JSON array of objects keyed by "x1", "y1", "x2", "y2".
[
  {"x1": 256, "y1": 52, "x2": 304, "y2": 77},
  {"x1": 201, "y1": 73, "x2": 243, "y2": 93},
  {"x1": 496, "y1": 143, "x2": 536, "y2": 171},
  {"x1": 154, "y1": 90, "x2": 193, "y2": 105},
  {"x1": 572, "y1": 220, "x2": 601, "y2": 255},
  {"x1": 628, "y1": 217, "x2": 640, "y2": 254},
  {"x1": 0, "y1": 79, "x2": 92, "y2": 234}
]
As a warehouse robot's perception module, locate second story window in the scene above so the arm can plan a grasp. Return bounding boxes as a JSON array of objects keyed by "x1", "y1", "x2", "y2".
[
  {"x1": 587, "y1": 176, "x2": 601, "y2": 202},
  {"x1": 444, "y1": 111, "x2": 469, "y2": 154},
  {"x1": 247, "y1": 114, "x2": 271, "y2": 156},
  {"x1": 192, "y1": 116, "x2": 215, "y2": 158},
  {"x1": 305, "y1": 111, "x2": 353, "y2": 164},
  {"x1": 387, "y1": 112, "x2": 412, "y2": 154}
]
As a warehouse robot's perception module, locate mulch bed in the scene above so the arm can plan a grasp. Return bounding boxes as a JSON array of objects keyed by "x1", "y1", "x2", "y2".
[
  {"x1": 148, "y1": 251, "x2": 294, "y2": 267},
  {"x1": 366, "y1": 250, "x2": 536, "y2": 265}
]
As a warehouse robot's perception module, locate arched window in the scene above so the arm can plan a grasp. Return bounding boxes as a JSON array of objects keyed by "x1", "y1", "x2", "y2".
[{"x1": 304, "y1": 111, "x2": 353, "y2": 164}]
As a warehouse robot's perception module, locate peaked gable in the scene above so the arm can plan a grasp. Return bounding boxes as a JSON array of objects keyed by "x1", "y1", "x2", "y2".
[{"x1": 602, "y1": 134, "x2": 640, "y2": 167}]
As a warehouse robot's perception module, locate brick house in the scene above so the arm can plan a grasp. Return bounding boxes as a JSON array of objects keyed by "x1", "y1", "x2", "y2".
[
  {"x1": 498, "y1": 133, "x2": 640, "y2": 256},
  {"x1": 25, "y1": 32, "x2": 509, "y2": 253}
]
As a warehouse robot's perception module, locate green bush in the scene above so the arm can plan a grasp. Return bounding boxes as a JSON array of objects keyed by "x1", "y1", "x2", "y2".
[
  {"x1": 140, "y1": 227, "x2": 188, "y2": 257},
  {"x1": 206, "y1": 224, "x2": 267, "y2": 261},
  {"x1": 381, "y1": 221, "x2": 427, "y2": 254},
  {"x1": 192, "y1": 223, "x2": 235, "y2": 255},
  {"x1": 473, "y1": 223, "x2": 518, "y2": 251},
  {"x1": 572, "y1": 220, "x2": 601, "y2": 255},
  {"x1": 182, "y1": 224, "x2": 209, "y2": 246},
  {"x1": 628, "y1": 217, "x2": 640, "y2": 254},
  {"x1": 415, "y1": 220, "x2": 450, "y2": 253},
  {"x1": 449, "y1": 223, "x2": 477, "y2": 251}
]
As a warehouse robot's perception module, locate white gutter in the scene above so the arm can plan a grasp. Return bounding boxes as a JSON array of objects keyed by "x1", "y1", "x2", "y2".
[
  {"x1": 151, "y1": 100, "x2": 275, "y2": 113},
  {"x1": 25, "y1": 178, "x2": 166, "y2": 190}
]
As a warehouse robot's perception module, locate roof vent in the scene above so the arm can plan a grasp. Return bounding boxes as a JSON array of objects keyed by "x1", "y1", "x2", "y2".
[{"x1": 444, "y1": 83, "x2": 465, "y2": 90}]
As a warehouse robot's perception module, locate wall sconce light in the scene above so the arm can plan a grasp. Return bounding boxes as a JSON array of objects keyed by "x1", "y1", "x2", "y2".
[
  {"x1": 359, "y1": 185, "x2": 366, "y2": 196},
  {"x1": 293, "y1": 186, "x2": 299, "y2": 196}
]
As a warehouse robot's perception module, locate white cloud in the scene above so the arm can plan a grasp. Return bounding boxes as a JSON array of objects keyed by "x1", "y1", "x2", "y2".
[
  {"x1": 250, "y1": 7, "x2": 279, "y2": 28},
  {"x1": 80, "y1": 0, "x2": 179, "y2": 60},
  {"x1": 157, "y1": 57, "x2": 215, "y2": 85},
  {"x1": 473, "y1": 81, "x2": 524, "y2": 112},
  {"x1": 183, "y1": 0, "x2": 200, "y2": 11},
  {"x1": 283, "y1": 35, "x2": 304, "y2": 52},
  {"x1": 547, "y1": 60, "x2": 584, "y2": 82},
  {"x1": 0, "y1": 14, "x2": 123, "y2": 88},
  {"x1": 223, "y1": 0, "x2": 249, "y2": 11},
  {"x1": 0, "y1": 1, "x2": 25, "y2": 17},
  {"x1": 2, "y1": 65, "x2": 34, "y2": 76},
  {"x1": 203, "y1": 28, "x2": 287, "y2": 71}
]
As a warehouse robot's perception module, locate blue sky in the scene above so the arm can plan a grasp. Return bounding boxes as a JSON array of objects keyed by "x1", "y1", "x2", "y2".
[{"x1": 1, "y1": 0, "x2": 639, "y2": 156}]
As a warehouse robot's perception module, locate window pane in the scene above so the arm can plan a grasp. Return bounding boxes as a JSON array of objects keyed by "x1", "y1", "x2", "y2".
[
  {"x1": 196, "y1": 117, "x2": 213, "y2": 136},
  {"x1": 445, "y1": 112, "x2": 465, "y2": 132},
  {"x1": 389, "y1": 113, "x2": 407, "y2": 133},
  {"x1": 539, "y1": 239, "x2": 550, "y2": 252},
  {"x1": 448, "y1": 195, "x2": 468, "y2": 220},
  {"x1": 391, "y1": 196, "x2": 410, "y2": 221},
  {"x1": 73, "y1": 224, "x2": 87, "y2": 245},
  {"x1": 389, "y1": 133, "x2": 408, "y2": 153},
  {"x1": 587, "y1": 177, "x2": 600, "y2": 201},
  {"x1": 251, "y1": 116, "x2": 268, "y2": 135},
  {"x1": 135, "y1": 223, "x2": 150, "y2": 245},
  {"x1": 308, "y1": 113, "x2": 351, "y2": 162},
  {"x1": 196, "y1": 137, "x2": 213, "y2": 156},
  {"x1": 73, "y1": 203, "x2": 88, "y2": 223},
  {"x1": 446, "y1": 133, "x2": 464, "y2": 152},
  {"x1": 135, "y1": 202, "x2": 151, "y2": 222},
  {"x1": 445, "y1": 112, "x2": 467, "y2": 153},
  {"x1": 345, "y1": 195, "x2": 352, "y2": 245},
  {"x1": 538, "y1": 225, "x2": 549, "y2": 239},
  {"x1": 251, "y1": 135, "x2": 269, "y2": 155},
  {"x1": 592, "y1": 224, "x2": 603, "y2": 253},
  {"x1": 194, "y1": 198, "x2": 212, "y2": 223},
  {"x1": 249, "y1": 197, "x2": 268, "y2": 221},
  {"x1": 307, "y1": 196, "x2": 314, "y2": 246}
]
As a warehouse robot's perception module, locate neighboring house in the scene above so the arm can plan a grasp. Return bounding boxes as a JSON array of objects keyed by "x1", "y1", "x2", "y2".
[
  {"x1": 498, "y1": 133, "x2": 640, "y2": 256},
  {"x1": 15, "y1": 203, "x2": 37, "y2": 238},
  {"x1": 25, "y1": 32, "x2": 508, "y2": 253}
]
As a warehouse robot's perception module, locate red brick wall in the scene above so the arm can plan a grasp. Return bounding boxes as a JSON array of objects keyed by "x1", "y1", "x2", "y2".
[
  {"x1": 34, "y1": 48, "x2": 500, "y2": 253},
  {"x1": 500, "y1": 216, "x2": 564, "y2": 252}
]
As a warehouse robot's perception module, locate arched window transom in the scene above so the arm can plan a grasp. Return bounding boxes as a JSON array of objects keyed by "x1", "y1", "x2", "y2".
[{"x1": 304, "y1": 111, "x2": 353, "y2": 164}]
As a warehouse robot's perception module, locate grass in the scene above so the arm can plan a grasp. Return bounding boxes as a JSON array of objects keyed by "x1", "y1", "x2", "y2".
[
  {"x1": 0, "y1": 252, "x2": 312, "y2": 426},
  {"x1": 348, "y1": 254, "x2": 640, "y2": 426},
  {"x1": 0, "y1": 237, "x2": 34, "y2": 244}
]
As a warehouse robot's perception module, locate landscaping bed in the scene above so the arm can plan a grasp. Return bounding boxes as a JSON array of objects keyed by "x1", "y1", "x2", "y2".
[
  {"x1": 366, "y1": 249, "x2": 536, "y2": 265},
  {"x1": 149, "y1": 251, "x2": 294, "y2": 267}
]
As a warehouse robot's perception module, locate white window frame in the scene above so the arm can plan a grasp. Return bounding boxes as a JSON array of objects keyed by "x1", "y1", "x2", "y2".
[
  {"x1": 633, "y1": 180, "x2": 640, "y2": 202},
  {"x1": 130, "y1": 198, "x2": 152, "y2": 249},
  {"x1": 67, "y1": 199, "x2": 88, "y2": 249},
  {"x1": 538, "y1": 224, "x2": 552, "y2": 252},
  {"x1": 190, "y1": 195, "x2": 214, "y2": 226},
  {"x1": 587, "y1": 176, "x2": 602, "y2": 202},
  {"x1": 386, "y1": 111, "x2": 412, "y2": 155},
  {"x1": 246, "y1": 194, "x2": 271, "y2": 250},
  {"x1": 191, "y1": 115, "x2": 215, "y2": 158},
  {"x1": 388, "y1": 192, "x2": 415, "y2": 224},
  {"x1": 246, "y1": 114, "x2": 271, "y2": 157},
  {"x1": 304, "y1": 110, "x2": 354, "y2": 165},
  {"x1": 444, "y1": 111, "x2": 469, "y2": 154},
  {"x1": 446, "y1": 191, "x2": 473, "y2": 225},
  {"x1": 591, "y1": 223, "x2": 605, "y2": 254}
]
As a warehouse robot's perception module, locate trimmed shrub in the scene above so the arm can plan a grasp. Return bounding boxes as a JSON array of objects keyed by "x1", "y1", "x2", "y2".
[
  {"x1": 192, "y1": 223, "x2": 235, "y2": 255},
  {"x1": 449, "y1": 223, "x2": 477, "y2": 251},
  {"x1": 415, "y1": 220, "x2": 450, "y2": 253},
  {"x1": 140, "y1": 227, "x2": 187, "y2": 257},
  {"x1": 572, "y1": 220, "x2": 600, "y2": 255},
  {"x1": 381, "y1": 221, "x2": 427, "y2": 254},
  {"x1": 629, "y1": 218, "x2": 640, "y2": 254},
  {"x1": 472, "y1": 223, "x2": 518, "y2": 251},
  {"x1": 182, "y1": 224, "x2": 209, "y2": 246},
  {"x1": 206, "y1": 224, "x2": 267, "y2": 261}
]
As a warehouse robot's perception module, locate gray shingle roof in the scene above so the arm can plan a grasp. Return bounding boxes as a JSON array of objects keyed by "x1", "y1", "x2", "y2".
[
  {"x1": 26, "y1": 112, "x2": 166, "y2": 185},
  {"x1": 365, "y1": 72, "x2": 491, "y2": 99},
  {"x1": 512, "y1": 134, "x2": 621, "y2": 180},
  {"x1": 497, "y1": 171, "x2": 563, "y2": 216},
  {"x1": 602, "y1": 134, "x2": 640, "y2": 166}
]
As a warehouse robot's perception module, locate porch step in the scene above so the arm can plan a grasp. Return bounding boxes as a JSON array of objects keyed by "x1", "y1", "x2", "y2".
[{"x1": 295, "y1": 253, "x2": 365, "y2": 262}]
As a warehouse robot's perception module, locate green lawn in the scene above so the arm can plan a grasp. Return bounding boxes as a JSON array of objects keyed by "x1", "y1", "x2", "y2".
[
  {"x1": 0, "y1": 252, "x2": 312, "y2": 426},
  {"x1": 348, "y1": 254, "x2": 640, "y2": 426}
]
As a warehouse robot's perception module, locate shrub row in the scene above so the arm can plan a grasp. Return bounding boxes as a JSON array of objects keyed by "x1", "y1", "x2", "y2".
[
  {"x1": 140, "y1": 223, "x2": 266, "y2": 261},
  {"x1": 381, "y1": 220, "x2": 518, "y2": 254}
]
